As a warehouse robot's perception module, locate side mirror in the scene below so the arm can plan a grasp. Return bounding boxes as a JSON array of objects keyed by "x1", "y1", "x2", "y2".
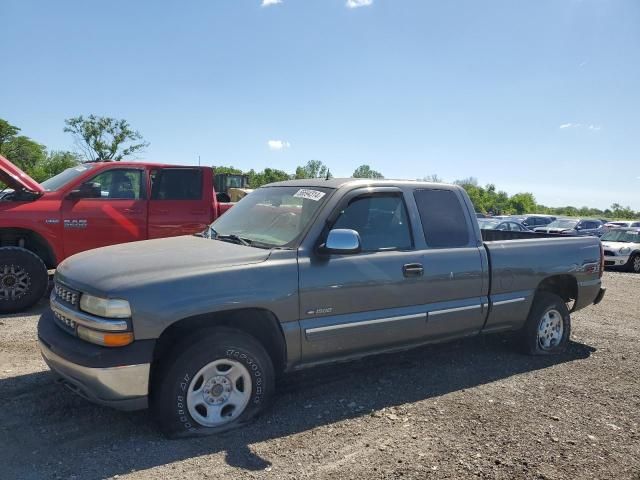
[
  {"x1": 320, "y1": 229, "x2": 362, "y2": 255},
  {"x1": 68, "y1": 182, "x2": 101, "y2": 199}
]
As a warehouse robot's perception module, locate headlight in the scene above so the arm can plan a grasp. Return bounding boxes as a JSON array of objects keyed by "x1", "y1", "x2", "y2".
[
  {"x1": 80, "y1": 294, "x2": 131, "y2": 318},
  {"x1": 77, "y1": 325, "x2": 134, "y2": 347},
  {"x1": 620, "y1": 247, "x2": 631, "y2": 254}
]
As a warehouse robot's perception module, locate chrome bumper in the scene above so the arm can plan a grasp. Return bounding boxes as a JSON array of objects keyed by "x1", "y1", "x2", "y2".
[{"x1": 39, "y1": 340, "x2": 149, "y2": 411}]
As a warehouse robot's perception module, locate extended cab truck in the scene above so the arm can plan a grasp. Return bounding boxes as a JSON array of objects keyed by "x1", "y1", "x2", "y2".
[
  {"x1": 37, "y1": 179, "x2": 606, "y2": 437},
  {"x1": 0, "y1": 155, "x2": 233, "y2": 313}
]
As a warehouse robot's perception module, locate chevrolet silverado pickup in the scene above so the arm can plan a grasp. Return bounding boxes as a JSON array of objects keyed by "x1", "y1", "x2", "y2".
[
  {"x1": 37, "y1": 178, "x2": 605, "y2": 437},
  {"x1": 0, "y1": 155, "x2": 234, "y2": 313}
]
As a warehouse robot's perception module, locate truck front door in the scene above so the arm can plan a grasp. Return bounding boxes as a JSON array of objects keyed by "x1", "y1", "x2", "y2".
[
  {"x1": 148, "y1": 167, "x2": 211, "y2": 239},
  {"x1": 61, "y1": 167, "x2": 148, "y2": 257},
  {"x1": 298, "y1": 188, "x2": 428, "y2": 363}
]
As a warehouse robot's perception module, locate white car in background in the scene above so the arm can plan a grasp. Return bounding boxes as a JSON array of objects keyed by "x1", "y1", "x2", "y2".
[{"x1": 601, "y1": 228, "x2": 640, "y2": 272}]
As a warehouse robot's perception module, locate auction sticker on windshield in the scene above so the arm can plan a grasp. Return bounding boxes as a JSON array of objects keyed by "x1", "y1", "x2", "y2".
[{"x1": 293, "y1": 189, "x2": 326, "y2": 201}]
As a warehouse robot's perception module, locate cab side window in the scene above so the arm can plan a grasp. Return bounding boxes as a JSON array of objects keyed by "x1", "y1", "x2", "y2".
[
  {"x1": 333, "y1": 194, "x2": 412, "y2": 251},
  {"x1": 414, "y1": 189, "x2": 470, "y2": 247},
  {"x1": 151, "y1": 168, "x2": 203, "y2": 200},
  {"x1": 87, "y1": 169, "x2": 143, "y2": 199}
]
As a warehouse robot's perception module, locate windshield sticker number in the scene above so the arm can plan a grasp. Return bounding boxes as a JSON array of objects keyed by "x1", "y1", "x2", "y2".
[{"x1": 293, "y1": 189, "x2": 326, "y2": 201}]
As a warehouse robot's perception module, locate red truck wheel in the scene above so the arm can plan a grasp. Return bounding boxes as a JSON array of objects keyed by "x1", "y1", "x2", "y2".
[{"x1": 0, "y1": 247, "x2": 49, "y2": 314}]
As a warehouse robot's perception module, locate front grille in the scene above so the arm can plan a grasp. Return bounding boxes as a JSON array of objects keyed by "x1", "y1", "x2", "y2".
[
  {"x1": 53, "y1": 308, "x2": 77, "y2": 333},
  {"x1": 54, "y1": 282, "x2": 80, "y2": 306},
  {"x1": 603, "y1": 250, "x2": 616, "y2": 257}
]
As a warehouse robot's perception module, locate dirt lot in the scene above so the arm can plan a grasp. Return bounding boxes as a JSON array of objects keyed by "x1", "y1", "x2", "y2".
[{"x1": 1, "y1": 271, "x2": 639, "y2": 480}]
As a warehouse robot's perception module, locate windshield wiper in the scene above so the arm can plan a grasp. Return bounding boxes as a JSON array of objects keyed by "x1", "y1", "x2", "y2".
[{"x1": 216, "y1": 234, "x2": 252, "y2": 246}]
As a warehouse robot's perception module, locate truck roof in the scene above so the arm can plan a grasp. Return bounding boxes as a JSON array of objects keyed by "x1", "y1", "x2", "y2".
[{"x1": 266, "y1": 177, "x2": 459, "y2": 190}]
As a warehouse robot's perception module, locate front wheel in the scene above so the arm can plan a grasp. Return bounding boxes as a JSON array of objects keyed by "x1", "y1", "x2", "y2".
[
  {"x1": 521, "y1": 292, "x2": 571, "y2": 355},
  {"x1": 150, "y1": 328, "x2": 275, "y2": 437},
  {"x1": 0, "y1": 247, "x2": 49, "y2": 314},
  {"x1": 628, "y1": 254, "x2": 640, "y2": 273}
]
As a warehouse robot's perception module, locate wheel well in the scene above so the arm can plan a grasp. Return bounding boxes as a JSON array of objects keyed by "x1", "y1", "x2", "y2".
[
  {"x1": 152, "y1": 308, "x2": 287, "y2": 375},
  {"x1": 0, "y1": 228, "x2": 56, "y2": 268},
  {"x1": 536, "y1": 275, "x2": 578, "y2": 303}
]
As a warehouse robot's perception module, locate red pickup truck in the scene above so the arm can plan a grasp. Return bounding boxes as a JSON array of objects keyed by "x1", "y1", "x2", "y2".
[{"x1": 0, "y1": 155, "x2": 234, "y2": 313}]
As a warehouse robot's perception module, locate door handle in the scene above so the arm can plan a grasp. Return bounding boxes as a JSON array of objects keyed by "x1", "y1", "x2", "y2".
[
  {"x1": 403, "y1": 263, "x2": 424, "y2": 277},
  {"x1": 123, "y1": 208, "x2": 142, "y2": 214}
]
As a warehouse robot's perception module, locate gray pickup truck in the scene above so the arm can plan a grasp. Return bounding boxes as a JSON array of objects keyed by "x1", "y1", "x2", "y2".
[{"x1": 38, "y1": 179, "x2": 605, "y2": 437}]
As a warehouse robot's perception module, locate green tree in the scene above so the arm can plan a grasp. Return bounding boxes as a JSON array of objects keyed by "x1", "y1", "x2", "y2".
[
  {"x1": 213, "y1": 165, "x2": 244, "y2": 175},
  {"x1": 352, "y1": 164, "x2": 384, "y2": 179},
  {"x1": 509, "y1": 193, "x2": 537, "y2": 214},
  {"x1": 1, "y1": 135, "x2": 47, "y2": 173},
  {"x1": 0, "y1": 119, "x2": 20, "y2": 153},
  {"x1": 295, "y1": 160, "x2": 331, "y2": 179},
  {"x1": 30, "y1": 151, "x2": 81, "y2": 182},
  {"x1": 247, "y1": 168, "x2": 291, "y2": 187},
  {"x1": 64, "y1": 115, "x2": 149, "y2": 162}
]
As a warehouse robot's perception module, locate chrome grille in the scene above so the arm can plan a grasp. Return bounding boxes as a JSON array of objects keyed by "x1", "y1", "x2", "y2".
[
  {"x1": 54, "y1": 282, "x2": 79, "y2": 306},
  {"x1": 53, "y1": 308, "x2": 77, "y2": 333}
]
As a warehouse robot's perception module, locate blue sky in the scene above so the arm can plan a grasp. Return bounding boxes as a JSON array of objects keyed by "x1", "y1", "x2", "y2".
[{"x1": 2, "y1": 0, "x2": 639, "y2": 209}]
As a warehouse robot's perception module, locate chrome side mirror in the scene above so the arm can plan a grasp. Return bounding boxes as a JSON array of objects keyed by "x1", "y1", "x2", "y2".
[{"x1": 321, "y1": 229, "x2": 362, "y2": 254}]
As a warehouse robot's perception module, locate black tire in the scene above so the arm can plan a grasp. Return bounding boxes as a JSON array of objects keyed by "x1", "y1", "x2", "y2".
[
  {"x1": 521, "y1": 291, "x2": 571, "y2": 355},
  {"x1": 150, "y1": 327, "x2": 275, "y2": 438},
  {"x1": 627, "y1": 253, "x2": 640, "y2": 273},
  {"x1": 0, "y1": 247, "x2": 48, "y2": 314}
]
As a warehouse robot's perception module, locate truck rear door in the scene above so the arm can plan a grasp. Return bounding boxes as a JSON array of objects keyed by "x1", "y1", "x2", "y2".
[
  {"x1": 148, "y1": 167, "x2": 212, "y2": 239},
  {"x1": 61, "y1": 166, "x2": 148, "y2": 257},
  {"x1": 411, "y1": 188, "x2": 488, "y2": 339}
]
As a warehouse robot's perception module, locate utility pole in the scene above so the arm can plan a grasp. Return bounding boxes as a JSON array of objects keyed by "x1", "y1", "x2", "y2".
[{"x1": 198, "y1": 155, "x2": 201, "y2": 166}]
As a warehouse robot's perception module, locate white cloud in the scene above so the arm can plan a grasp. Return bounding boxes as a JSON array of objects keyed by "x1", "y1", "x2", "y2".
[
  {"x1": 261, "y1": 0, "x2": 282, "y2": 6},
  {"x1": 559, "y1": 123, "x2": 601, "y2": 131},
  {"x1": 346, "y1": 0, "x2": 373, "y2": 8},
  {"x1": 267, "y1": 140, "x2": 290, "y2": 150}
]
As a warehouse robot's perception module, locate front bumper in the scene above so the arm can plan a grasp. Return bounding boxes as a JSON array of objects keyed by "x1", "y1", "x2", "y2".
[
  {"x1": 604, "y1": 255, "x2": 630, "y2": 267},
  {"x1": 38, "y1": 310, "x2": 153, "y2": 411},
  {"x1": 40, "y1": 340, "x2": 149, "y2": 410}
]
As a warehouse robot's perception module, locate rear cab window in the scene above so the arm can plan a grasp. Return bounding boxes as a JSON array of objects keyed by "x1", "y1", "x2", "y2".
[
  {"x1": 151, "y1": 168, "x2": 203, "y2": 200},
  {"x1": 413, "y1": 189, "x2": 471, "y2": 248}
]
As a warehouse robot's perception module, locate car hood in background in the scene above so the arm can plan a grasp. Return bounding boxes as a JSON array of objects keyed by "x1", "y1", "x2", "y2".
[
  {"x1": 602, "y1": 241, "x2": 640, "y2": 251},
  {"x1": 55, "y1": 236, "x2": 272, "y2": 294}
]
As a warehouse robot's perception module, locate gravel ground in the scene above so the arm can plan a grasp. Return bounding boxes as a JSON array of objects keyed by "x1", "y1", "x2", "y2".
[{"x1": 1, "y1": 271, "x2": 638, "y2": 480}]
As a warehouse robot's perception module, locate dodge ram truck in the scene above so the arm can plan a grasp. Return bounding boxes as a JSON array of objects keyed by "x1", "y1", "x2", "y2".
[
  {"x1": 0, "y1": 155, "x2": 234, "y2": 313},
  {"x1": 37, "y1": 178, "x2": 606, "y2": 437}
]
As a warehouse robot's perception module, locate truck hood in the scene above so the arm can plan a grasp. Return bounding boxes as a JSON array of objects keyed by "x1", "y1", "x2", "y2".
[
  {"x1": 0, "y1": 154, "x2": 44, "y2": 193},
  {"x1": 55, "y1": 236, "x2": 272, "y2": 294}
]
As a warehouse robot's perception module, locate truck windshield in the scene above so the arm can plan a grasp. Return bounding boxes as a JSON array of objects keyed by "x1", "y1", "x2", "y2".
[
  {"x1": 601, "y1": 230, "x2": 640, "y2": 243},
  {"x1": 40, "y1": 164, "x2": 98, "y2": 191},
  {"x1": 208, "y1": 186, "x2": 332, "y2": 248}
]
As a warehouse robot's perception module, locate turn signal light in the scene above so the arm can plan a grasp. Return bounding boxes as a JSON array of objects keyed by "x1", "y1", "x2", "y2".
[{"x1": 77, "y1": 326, "x2": 134, "y2": 347}]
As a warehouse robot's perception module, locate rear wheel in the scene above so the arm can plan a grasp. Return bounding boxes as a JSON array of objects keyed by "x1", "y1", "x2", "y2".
[
  {"x1": 0, "y1": 247, "x2": 48, "y2": 314},
  {"x1": 151, "y1": 328, "x2": 275, "y2": 438},
  {"x1": 628, "y1": 254, "x2": 640, "y2": 273},
  {"x1": 521, "y1": 292, "x2": 571, "y2": 355}
]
